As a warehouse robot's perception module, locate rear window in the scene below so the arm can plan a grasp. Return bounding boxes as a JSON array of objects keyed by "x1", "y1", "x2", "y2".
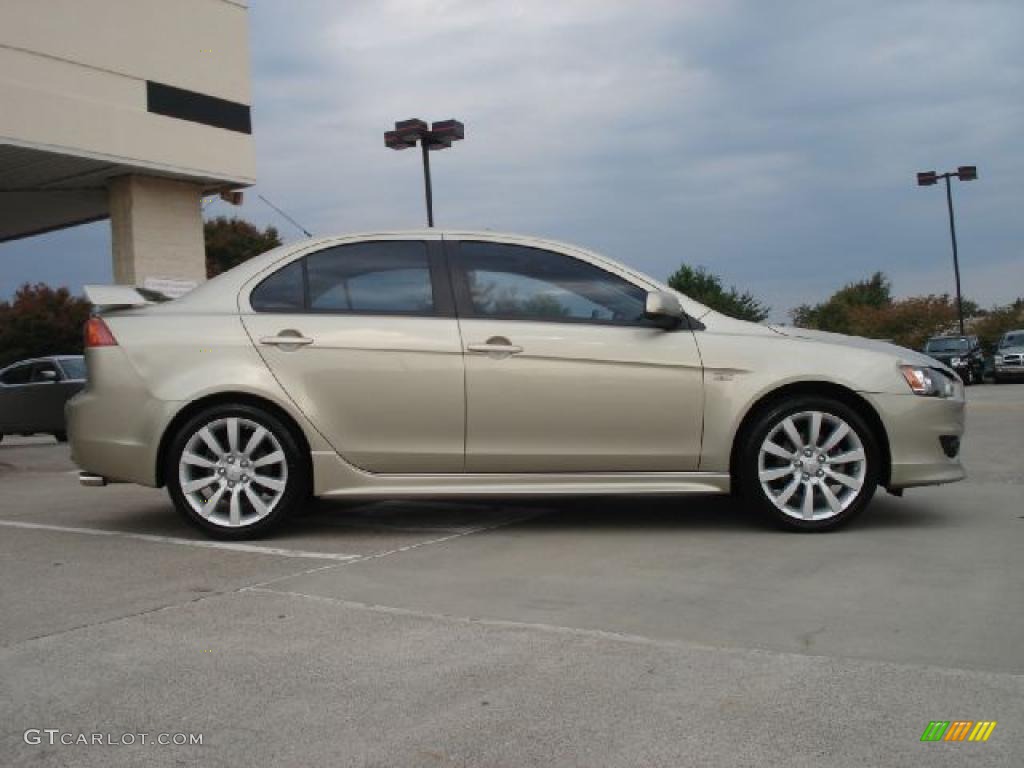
[
  {"x1": 59, "y1": 357, "x2": 87, "y2": 380},
  {"x1": 251, "y1": 260, "x2": 305, "y2": 312}
]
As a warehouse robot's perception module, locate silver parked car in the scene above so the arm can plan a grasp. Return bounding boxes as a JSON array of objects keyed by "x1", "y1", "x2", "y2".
[
  {"x1": 68, "y1": 232, "x2": 965, "y2": 538},
  {"x1": 0, "y1": 355, "x2": 86, "y2": 443},
  {"x1": 993, "y1": 329, "x2": 1024, "y2": 383}
]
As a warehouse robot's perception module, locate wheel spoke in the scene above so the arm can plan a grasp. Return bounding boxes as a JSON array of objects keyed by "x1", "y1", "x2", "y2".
[
  {"x1": 244, "y1": 486, "x2": 269, "y2": 516},
  {"x1": 776, "y1": 476, "x2": 801, "y2": 506},
  {"x1": 829, "y1": 449, "x2": 864, "y2": 464},
  {"x1": 251, "y1": 474, "x2": 285, "y2": 493},
  {"x1": 801, "y1": 484, "x2": 815, "y2": 519},
  {"x1": 827, "y1": 470, "x2": 860, "y2": 490},
  {"x1": 808, "y1": 412, "x2": 823, "y2": 448},
  {"x1": 762, "y1": 440, "x2": 794, "y2": 460},
  {"x1": 181, "y1": 452, "x2": 216, "y2": 469},
  {"x1": 198, "y1": 427, "x2": 225, "y2": 457},
  {"x1": 820, "y1": 423, "x2": 850, "y2": 452},
  {"x1": 820, "y1": 483, "x2": 842, "y2": 514},
  {"x1": 759, "y1": 466, "x2": 794, "y2": 482},
  {"x1": 781, "y1": 417, "x2": 803, "y2": 449},
  {"x1": 226, "y1": 418, "x2": 240, "y2": 454},
  {"x1": 182, "y1": 475, "x2": 219, "y2": 494},
  {"x1": 243, "y1": 426, "x2": 267, "y2": 458},
  {"x1": 252, "y1": 450, "x2": 284, "y2": 469},
  {"x1": 200, "y1": 484, "x2": 227, "y2": 518},
  {"x1": 229, "y1": 489, "x2": 241, "y2": 526}
]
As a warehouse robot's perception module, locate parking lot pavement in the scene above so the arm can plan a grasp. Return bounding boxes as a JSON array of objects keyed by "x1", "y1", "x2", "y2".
[{"x1": 2, "y1": 386, "x2": 1023, "y2": 767}]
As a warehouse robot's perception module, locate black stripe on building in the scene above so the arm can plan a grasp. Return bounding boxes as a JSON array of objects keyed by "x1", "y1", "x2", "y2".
[{"x1": 146, "y1": 81, "x2": 251, "y2": 134}]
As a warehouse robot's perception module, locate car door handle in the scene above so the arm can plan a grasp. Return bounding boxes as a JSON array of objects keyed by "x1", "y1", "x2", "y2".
[
  {"x1": 259, "y1": 334, "x2": 314, "y2": 347},
  {"x1": 467, "y1": 337, "x2": 523, "y2": 356}
]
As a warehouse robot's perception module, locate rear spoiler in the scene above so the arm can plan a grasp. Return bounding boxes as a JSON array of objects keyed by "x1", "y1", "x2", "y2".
[{"x1": 83, "y1": 285, "x2": 169, "y2": 309}]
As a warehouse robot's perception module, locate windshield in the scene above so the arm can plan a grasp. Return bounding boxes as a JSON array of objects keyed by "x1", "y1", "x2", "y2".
[
  {"x1": 925, "y1": 338, "x2": 967, "y2": 354},
  {"x1": 58, "y1": 357, "x2": 87, "y2": 380},
  {"x1": 999, "y1": 332, "x2": 1024, "y2": 349}
]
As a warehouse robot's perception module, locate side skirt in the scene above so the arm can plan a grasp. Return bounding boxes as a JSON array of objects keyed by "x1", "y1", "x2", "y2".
[{"x1": 311, "y1": 451, "x2": 730, "y2": 498}]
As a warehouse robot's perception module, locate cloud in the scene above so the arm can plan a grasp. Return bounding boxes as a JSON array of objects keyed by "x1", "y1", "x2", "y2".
[{"x1": 3, "y1": 0, "x2": 1023, "y2": 322}]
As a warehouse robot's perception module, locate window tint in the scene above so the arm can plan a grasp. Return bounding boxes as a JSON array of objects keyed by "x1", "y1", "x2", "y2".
[
  {"x1": 307, "y1": 241, "x2": 433, "y2": 314},
  {"x1": 30, "y1": 361, "x2": 60, "y2": 382},
  {"x1": 58, "y1": 357, "x2": 87, "y2": 380},
  {"x1": 251, "y1": 260, "x2": 305, "y2": 312},
  {"x1": 456, "y1": 242, "x2": 647, "y2": 324},
  {"x1": 1, "y1": 364, "x2": 32, "y2": 385}
]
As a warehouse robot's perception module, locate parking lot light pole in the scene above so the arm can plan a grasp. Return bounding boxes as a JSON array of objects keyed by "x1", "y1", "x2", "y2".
[
  {"x1": 385, "y1": 119, "x2": 465, "y2": 227},
  {"x1": 916, "y1": 166, "x2": 977, "y2": 336}
]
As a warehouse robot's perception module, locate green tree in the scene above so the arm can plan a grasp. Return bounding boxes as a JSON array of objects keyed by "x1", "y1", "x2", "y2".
[
  {"x1": 205, "y1": 216, "x2": 282, "y2": 277},
  {"x1": 666, "y1": 264, "x2": 769, "y2": 322},
  {"x1": 0, "y1": 283, "x2": 92, "y2": 368},
  {"x1": 791, "y1": 272, "x2": 892, "y2": 333}
]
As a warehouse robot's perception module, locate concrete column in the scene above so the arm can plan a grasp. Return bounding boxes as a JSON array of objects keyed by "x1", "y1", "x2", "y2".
[{"x1": 108, "y1": 175, "x2": 206, "y2": 289}]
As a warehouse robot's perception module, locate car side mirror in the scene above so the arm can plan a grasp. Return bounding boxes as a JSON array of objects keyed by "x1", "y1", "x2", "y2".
[
  {"x1": 38, "y1": 370, "x2": 58, "y2": 383},
  {"x1": 643, "y1": 291, "x2": 684, "y2": 329}
]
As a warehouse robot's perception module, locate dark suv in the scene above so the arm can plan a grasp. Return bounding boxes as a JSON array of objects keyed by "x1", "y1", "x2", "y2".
[{"x1": 923, "y1": 335, "x2": 985, "y2": 385}]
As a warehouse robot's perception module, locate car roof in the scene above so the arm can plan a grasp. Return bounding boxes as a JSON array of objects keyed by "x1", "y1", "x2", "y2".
[{"x1": 136, "y1": 229, "x2": 713, "y2": 321}]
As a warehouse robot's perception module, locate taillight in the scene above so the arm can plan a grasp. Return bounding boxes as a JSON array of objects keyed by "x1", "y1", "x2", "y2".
[{"x1": 84, "y1": 317, "x2": 117, "y2": 347}]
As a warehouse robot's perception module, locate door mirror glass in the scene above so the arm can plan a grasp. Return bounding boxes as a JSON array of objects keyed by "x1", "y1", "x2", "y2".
[{"x1": 643, "y1": 291, "x2": 684, "y2": 328}]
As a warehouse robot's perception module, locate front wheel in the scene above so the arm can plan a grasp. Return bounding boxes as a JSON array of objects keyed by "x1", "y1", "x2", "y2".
[
  {"x1": 739, "y1": 397, "x2": 880, "y2": 531},
  {"x1": 165, "y1": 404, "x2": 309, "y2": 539}
]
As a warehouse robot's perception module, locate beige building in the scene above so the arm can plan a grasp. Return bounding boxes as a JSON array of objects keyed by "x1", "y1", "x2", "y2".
[{"x1": 0, "y1": 0, "x2": 255, "y2": 293}]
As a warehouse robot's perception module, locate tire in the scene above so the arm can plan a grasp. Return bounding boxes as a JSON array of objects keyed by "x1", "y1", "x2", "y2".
[
  {"x1": 738, "y1": 396, "x2": 880, "y2": 532},
  {"x1": 962, "y1": 369, "x2": 974, "y2": 386},
  {"x1": 165, "y1": 404, "x2": 310, "y2": 539},
  {"x1": 54, "y1": 431, "x2": 68, "y2": 443}
]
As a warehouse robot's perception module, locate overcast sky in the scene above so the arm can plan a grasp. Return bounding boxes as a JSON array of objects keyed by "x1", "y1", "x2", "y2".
[{"x1": 3, "y1": 0, "x2": 1022, "y2": 321}]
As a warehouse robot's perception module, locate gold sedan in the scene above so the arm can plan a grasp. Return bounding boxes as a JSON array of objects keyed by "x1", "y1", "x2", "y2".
[{"x1": 68, "y1": 231, "x2": 965, "y2": 538}]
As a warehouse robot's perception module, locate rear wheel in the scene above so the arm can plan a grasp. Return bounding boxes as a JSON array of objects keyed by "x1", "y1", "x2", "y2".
[
  {"x1": 739, "y1": 397, "x2": 879, "y2": 531},
  {"x1": 165, "y1": 404, "x2": 309, "y2": 539}
]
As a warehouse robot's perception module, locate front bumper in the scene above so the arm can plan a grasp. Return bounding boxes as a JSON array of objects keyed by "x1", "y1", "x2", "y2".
[
  {"x1": 864, "y1": 391, "x2": 966, "y2": 490},
  {"x1": 994, "y1": 365, "x2": 1024, "y2": 379}
]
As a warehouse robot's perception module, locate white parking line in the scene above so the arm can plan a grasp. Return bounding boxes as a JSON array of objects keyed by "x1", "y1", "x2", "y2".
[{"x1": 0, "y1": 519, "x2": 361, "y2": 561}]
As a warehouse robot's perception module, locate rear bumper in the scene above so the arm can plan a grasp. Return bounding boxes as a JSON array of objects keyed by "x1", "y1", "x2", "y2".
[
  {"x1": 66, "y1": 348, "x2": 177, "y2": 487},
  {"x1": 864, "y1": 391, "x2": 966, "y2": 490}
]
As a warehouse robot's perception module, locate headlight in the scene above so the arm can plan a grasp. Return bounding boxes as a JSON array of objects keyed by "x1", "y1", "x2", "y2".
[
  {"x1": 950, "y1": 357, "x2": 963, "y2": 366},
  {"x1": 995, "y1": 355, "x2": 1004, "y2": 364},
  {"x1": 900, "y1": 366, "x2": 956, "y2": 397}
]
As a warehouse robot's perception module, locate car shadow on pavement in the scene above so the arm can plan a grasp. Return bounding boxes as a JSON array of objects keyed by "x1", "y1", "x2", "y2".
[{"x1": 291, "y1": 491, "x2": 953, "y2": 537}]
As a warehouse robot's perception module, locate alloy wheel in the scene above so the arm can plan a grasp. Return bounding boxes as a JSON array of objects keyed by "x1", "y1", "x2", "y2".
[
  {"x1": 757, "y1": 410, "x2": 867, "y2": 522},
  {"x1": 177, "y1": 416, "x2": 289, "y2": 528}
]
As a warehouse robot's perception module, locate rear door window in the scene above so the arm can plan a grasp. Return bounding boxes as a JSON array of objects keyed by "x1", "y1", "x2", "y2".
[{"x1": 307, "y1": 241, "x2": 434, "y2": 314}]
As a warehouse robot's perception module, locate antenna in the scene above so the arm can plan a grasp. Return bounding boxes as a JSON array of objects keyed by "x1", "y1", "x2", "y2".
[{"x1": 255, "y1": 194, "x2": 313, "y2": 238}]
